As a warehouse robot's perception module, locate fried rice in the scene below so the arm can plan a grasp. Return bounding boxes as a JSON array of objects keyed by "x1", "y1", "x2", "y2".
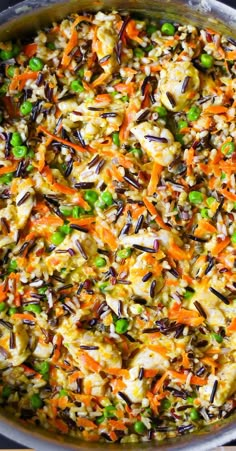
[{"x1": 0, "y1": 10, "x2": 235, "y2": 444}]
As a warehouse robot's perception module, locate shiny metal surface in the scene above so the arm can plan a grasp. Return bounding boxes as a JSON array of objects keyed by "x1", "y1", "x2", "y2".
[{"x1": 0, "y1": 0, "x2": 235, "y2": 449}]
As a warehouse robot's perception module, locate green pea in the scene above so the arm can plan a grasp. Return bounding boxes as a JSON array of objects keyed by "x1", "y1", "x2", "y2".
[
  {"x1": 12, "y1": 145, "x2": 28, "y2": 159},
  {"x1": 59, "y1": 224, "x2": 71, "y2": 235},
  {"x1": 99, "y1": 282, "x2": 109, "y2": 293},
  {"x1": 94, "y1": 256, "x2": 107, "y2": 268},
  {"x1": 10, "y1": 132, "x2": 23, "y2": 147},
  {"x1": 187, "y1": 396, "x2": 194, "y2": 404},
  {"x1": 27, "y1": 149, "x2": 35, "y2": 158},
  {"x1": 6, "y1": 65, "x2": 16, "y2": 78},
  {"x1": 112, "y1": 131, "x2": 120, "y2": 146},
  {"x1": 84, "y1": 190, "x2": 98, "y2": 206},
  {"x1": 134, "y1": 420, "x2": 146, "y2": 434},
  {"x1": 200, "y1": 208, "x2": 209, "y2": 218},
  {"x1": 0, "y1": 48, "x2": 14, "y2": 60},
  {"x1": 155, "y1": 106, "x2": 167, "y2": 118},
  {"x1": 96, "y1": 415, "x2": 105, "y2": 424},
  {"x1": 104, "y1": 405, "x2": 116, "y2": 418},
  {"x1": 95, "y1": 198, "x2": 106, "y2": 209},
  {"x1": 30, "y1": 393, "x2": 43, "y2": 409},
  {"x1": 59, "y1": 389, "x2": 68, "y2": 397},
  {"x1": 231, "y1": 231, "x2": 236, "y2": 244},
  {"x1": 176, "y1": 133, "x2": 184, "y2": 145},
  {"x1": 72, "y1": 206, "x2": 85, "y2": 218},
  {"x1": 0, "y1": 302, "x2": 6, "y2": 312},
  {"x1": 8, "y1": 260, "x2": 17, "y2": 273},
  {"x1": 59, "y1": 206, "x2": 72, "y2": 217},
  {"x1": 101, "y1": 191, "x2": 113, "y2": 206},
  {"x1": 23, "y1": 304, "x2": 42, "y2": 314},
  {"x1": 134, "y1": 48, "x2": 145, "y2": 58},
  {"x1": 29, "y1": 57, "x2": 44, "y2": 71},
  {"x1": 146, "y1": 24, "x2": 158, "y2": 36},
  {"x1": 35, "y1": 361, "x2": 50, "y2": 377},
  {"x1": 184, "y1": 289, "x2": 195, "y2": 299},
  {"x1": 206, "y1": 196, "x2": 215, "y2": 207},
  {"x1": 12, "y1": 44, "x2": 20, "y2": 57},
  {"x1": 211, "y1": 332, "x2": 223, "y2": 343},
  {"x1": 131, "y1": 148, "x2": 143, "y2": 158},
  {"x1": 221, "y1": 141, "x2": 235, "y2": 155},
  {"x1": 190, "y1": 408, "x2": 200, "y2": 420},
  {"x1": 117, "y1": 248, "x2": 132, "y2": 259},
  {"x1": 51, "y1": 231, "x2": 65, "y2": 246},
  {"x1": 161, "y1": 22, "x2": 175, "y2": 36},
  {"x1": 144, "y1": 45, "x2": 154, "y2": 52},
  {"x1": 121, "y1": 95, "x2": 129, "y2": 102},
  {"x1": 20, "y1": 100, "x2": 33, "y2": 116},
  {"x1": 26, "y1": 164, "x2": 33, "y2": 172},
  {"x1": 46, "y1": 42, "x2": 56, "y2": 50},
  {"x1": 8, "y1": 307, "x2": 18, "y2": 315},
  {"x1": 200, "y1": 53, "x2": 214, "y2": 69},
  {"x1": 0, "y1": 83, "x2": 8, "y2": 96},
  {"x1": 189, "y1": 191, "x2": 203, "y2": 204},
  {"x1": 221, "y1": 172, "x2": 226, "y2": 181},
  {"x1": 178, "y1": 120, "x2": 188, "y2": 130},
  {"x1": 187, "y1": 105, "x2": 201, "y2": 122},
  {"x1": 38, "y1": 286, "x2": 48, "y2": 295},
  {"x1": 70, "y1": 80, "x2": 84, "y2": 93},
  {"x1": 110, "y1": 91, "x2": 119, "y2": 98},
  {"x1": 115, "y1": 318, "x2": 129, "y2": 334},
  {"x1": 0, "y1": 173, "x2": 13, "y2": 185},
  {"x1": 161, "y1": 398, "x2": 171, "y2": 410},
  {"x1": 2, "y1": 385, "x2": 11, "y2": 398}
]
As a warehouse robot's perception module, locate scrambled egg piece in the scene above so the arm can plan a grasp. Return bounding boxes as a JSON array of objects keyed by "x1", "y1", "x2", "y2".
[
  {"x1": 159, "y1": 62, "x2": 200, "y2": 112},
  {"x1": 130, "y1": 121, "x2": 181, "y2": 166}
]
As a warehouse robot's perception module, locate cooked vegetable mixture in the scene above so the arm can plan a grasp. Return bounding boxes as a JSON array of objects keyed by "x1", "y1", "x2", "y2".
[{"x1": 0, "y1": 10, "x2": 236, "y2": 444}]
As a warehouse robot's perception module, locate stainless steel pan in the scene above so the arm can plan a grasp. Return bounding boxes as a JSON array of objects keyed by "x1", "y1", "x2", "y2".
[{"x1": 0, "y1": 1, "x2": 235, "y2": 449}]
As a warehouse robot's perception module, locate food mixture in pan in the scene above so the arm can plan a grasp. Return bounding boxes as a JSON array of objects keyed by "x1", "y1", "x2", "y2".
[{"x1": 0, "y1": 10, "x2": 235, "y2": 444}]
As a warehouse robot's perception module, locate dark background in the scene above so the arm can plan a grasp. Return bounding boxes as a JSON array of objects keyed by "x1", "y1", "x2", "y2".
[{"x1": 0, "y1": 0, "x2": 236, "y2": 448}]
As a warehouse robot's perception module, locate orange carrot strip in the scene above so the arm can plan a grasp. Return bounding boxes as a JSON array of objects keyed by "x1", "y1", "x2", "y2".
[
  {"x1": 144, "y1": 369, "x2": 159, "y2": 378},
  {"x1": 143, "y1": 197, "x2": 169, "y2": 231},
  {"x1": 10, "y1": 71, "x2": 39, "y2": 91},
  {"x1": 106, "y1": 368, "x2": 130, "y2": 378},
  {"x1": 95, "y1": 94, "x2": 112, "y2": 103},
  {"x1": 37, "y1": 126, "x2": 89, "y2": 153},
  {"x1": 0, "y1": 163, "x2": 17, "y2": 176},
  {"x1": 108, "y1": 420, "x2": 127, "y2": 431},
  {"x1": 169, "y1": 307, "x2": 204, "y2": 327},
  {"x1": 91, "y1": 73, "x2": 110, "y2": 88},
  {"x1": 225, "y1": 50, "x2": 236, "y2": 60},
  {"x1": 125, "y1": 19, "x2": 143, "y2": 44},
  {"x1": 211, "y1": 237, "x2": 230, "y2": 257},
  {"x1": 152, "y1": 371, "x2": 169, "y2": 394},
  {"x1": 12, "y1": 313, "x2": 36, "y2": 321},
  {"x1": 168, "y1": 242, "x2": 190, "y2": 260},
  {"x1": 77, "y1": 418, "x2": 97, "y2": 429},
  {"x1": 0, "y1": 285, "x2": 7, "y2": 303},
  {"x1": 204, "y1": 105, "x2": 228, "y2": 114},
  {"x1": 52, "y1": 182, "x2": 78, "y2": 196},
  {"x1": 226, "y1": 318, "x2": 236, "y2": 335},
  {"x1": 147, "y1": 162, "x2": 163, "y2": 195},
  {"x1": 147, "y1": 344, "x2": 169, "y2": 358},
  {"x1": 168, "y1": 370, "x2": 207, "y2": 386},
  {"x1": 61, "y1": 28, "x2": 78, "y2": 68},
  {"x1": 79, "y1": 351, "x2": 101, "y2": 372},
  {"x1": 35, "y1": 215, "x2": 63, "y2": 227},
  {"x1": 220, "y1": 188, "x2": 236, "y2": 202}
]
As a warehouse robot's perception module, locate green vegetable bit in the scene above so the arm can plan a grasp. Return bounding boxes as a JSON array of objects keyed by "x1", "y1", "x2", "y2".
[
  {"x1": 206, "y1": 196, "x2": 215, "y2": 207},
  {"x1": 221, "y1": 141, "x2": 235, "y2": 155},
  {"x1": 94, "y1": 256, "x2": 107, "y2": 268},
  {"x1": 35, "y1": 361, "x2": 50, "y2": 379},
  {"x1": 20, "y1": 100, "x2": 33, "y2": 116},
  {"x1": 59, "y1": 206, "x2": 73, "y2": 217},
  {"x1": 72, "y1": 206, "x2": 85, "y2": 218},
  {"x1": 23, "y1": 304, "x2": 42, "y2": 314},
  {"x1": 134, "y1": 420, "x2": 146, "y2": 434},
  {"x1": 112, "y1": 131, "x2": 120, "y2": 146},
  {"x1": 200, "y1": 53, "x2": 214, "y2": 69},
  {"x1": 59, "y1": 224, "x2": 71, "y2": 235},
  {"x1": 29, "y1": 57, "x2": 44, "y2": 71},
  {"x1": 30, "y1": 393, "x2": 43, "y2": 409},
  {"x1": 104, "y1": 405, "x2": 116, "y2": 418},
  {"x1": 0, "y1": 302, "x2": 6, "y2": 312},
  {"x1": 59, "y1": 389, "x2": 68, "y2": 397},
  {"x1": 115, "y1": 318, "x2": 129, "y2": 334},
  {"x1": 134, "y1": 48, "x2": 145, "y2": 58},
  {"x1": 184, "y1": 289, "x2": 195, "y2": 299},
  {"x1": 187, "y1": 105, "x2": 201, "y2": 122},
  {"x1": 2, "y1": 385, "x2": 12, "y2": 398},
  {"x1": 189, "y1": 191, "x2": 203, "y2": 204},
  {"x1": 100, "y1": 191, "x2": 113, "y2": 206},
  {"x1": 231, "y1": 231, "x2": 236, "y2": 244},
  {"x1": 0, "y1": 44, "x2": 19, "y2": 60},
  {"x1": 51, "y1": 231, "x2": 65, "y2": 246},
  {"x1": 12, "y1": 145, "x2": 28, "y2": 158},
  {"x1": 178, "y1": 120, "x2": 188, "y2": 130},
  {"x1": 155, "y1": 106, "x2": 167, "y2": 118},
  {"x1": 46, "y1": 42, "x2": 56, "y2": 50},
  {"x1": 10, "y1": 132, "x2": 23, "y2": 147},
  {"x1": 200, "y1": 208, "x2": 209, "y2": 218},
  {"x1": 84, "y1": 190, "x2": 98, "y2": 206},
  {"x1": 0, "y1": 173, "x2": 13, "y2": 184},
  {"x1": 211, "y1": 332, "x2": 223, "y2": 343},
  {"x1": 117, "y1": 248, "x2": 132, "y2": 259},
  {"x1": 161, "y1": 22, "x2": 175, "y2": 36},
  {"x1": 70, "y1": 80, "x2": 84, "y2": 93},
  {"x1": 8, "y1": 260, "x2": 17, "y2": 273},
  {"x1": 8, "y1": 307, "x2": 18, "y2": 315},
  {"x1": 146, "y1": 24, "x2": 158, "y2": 36},
  {"x1": 190, "y1": 408, "x2": 200, "y2": 420},
  {"x1": 96, "y1": 415, "x2": 105, "y2": 424},
  {"x1": 6, "y1": 65, "x2": 17, "y2": 78},
  {"x1": 131, "y1": 148, "x2": 143, "y2": 158},
  {"x1": 161, "y1": 398, "x2": 171, "y2": 410}
]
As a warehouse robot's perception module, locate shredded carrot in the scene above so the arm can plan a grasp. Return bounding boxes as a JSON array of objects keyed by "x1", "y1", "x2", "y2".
[
  {"x1": 147, "y1": 344, "x2": 169, "y2": 358},
  {"x1": 169, "y1": 306, "x2": 204, "y2": 327},
  {"x1": 111, "y1": 378, "x2": 127, "y2": 394},
  {"x1": 119, "y1": 100, "x2": 138, "y2": 141},
  {"x1": 0, "y1": 163, "x2": 18, "y2": 176},
  {"x1": 168, "y1": 370, "x2": 207, "y2": 386},
  {"x1": 143, "y1": 197, "x2": 170, "y2": 231},
  {"x1": 34, "y1": 215, "x2": 63, "y2": 227},
  {"x1": 10, "y1": 71, "x2": 39, "y2": 91},
  {"x1": 152, "y1": 371, "x2": 169, "y2": 394},
  {"x1": 52, "y1": 182, "x2": 78, "y2": 196},
  {"x1": 95, "y1": 223, "x2": 117, "y2": 251},
  {"x1": 77, "y1": 418, "x2": 97, "y2": 429},
  {"x1": 108, "y1": 420, "x2": 127, "y2": 431},
  {"x1": 144, "y1": 369, "x2": 159, "y2": 378},
  {"x1": 181, "y1": 351, "x2": 190, "y2": 369},
  {"x1": 220, "y1": 188, "x2": 236, "y2": 202},
  {"x1": 37, "y1": 126, "x2": 90, "y2": 153},
  {"x1": 23, "y1": 43, "x2": 38, "y2": 57},
  {"x1": 54, "y1": 418, "x2": 69, "y2": 434},
  {"x1": 204, "y1": 105, "x2": 228, "y2": 114},
  {"x1": 147, "y1": 162, "x2": 163, "y2": 195},
  {"x1": 114, "y1": 82, "x2": 135, "y2": 97},
  {"x1": 226, "y1": 318, "x2": 236, "y2": 335},
  {"x1": 91, "y1": 72, "x2": 110, "y2": 88},
  {"x1": 61, "y1": 28, "x2": 78, "y2": 68},
  {"x1": 79, "y1": 351, "x2": 101, "y2": 372},
  {"x1": 0, "y1": 285, "x2": 7, "y2": 303},
  {"x1": 12, "y1": 313, "x2": 36, "y2": 321},
  {"x1": 194, "y1": 219, "x2": 217, "y2": 237},
  {"x1": 95, "y1": 94, "x2": 112, "y2": 103},
  {"x1": 225, "y1": 50, "x2": 236, "y2": 60},
  {"x1": 211, "y1": 236, "x2": 230, "y2": 257},
  {"x1": 106, "y1": 368, "x2": 130, "y2": 378},
  {"x1": 168, "y1": 242, "x2": 190, "y2": 260},
  {"x1": 125, "y1": 19, "x2": 143, "y2": 44}
]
